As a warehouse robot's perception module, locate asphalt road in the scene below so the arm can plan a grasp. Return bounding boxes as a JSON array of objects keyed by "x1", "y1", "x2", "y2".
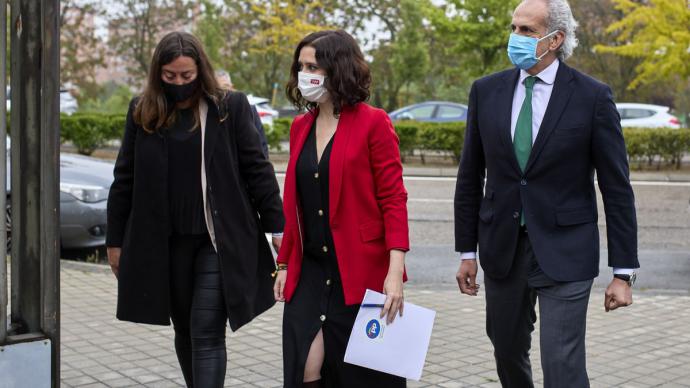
[
  {"x1": 276, "y1": 174, "x2": 690, "y2": 293},
  {"x1": 403, "y1": 176, "x2": 690, "y2": 293}
]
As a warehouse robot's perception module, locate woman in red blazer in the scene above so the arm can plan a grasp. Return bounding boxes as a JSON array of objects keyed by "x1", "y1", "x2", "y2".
[{"x1": 273, "y1": 30, "x2": 409, "y2": 388}]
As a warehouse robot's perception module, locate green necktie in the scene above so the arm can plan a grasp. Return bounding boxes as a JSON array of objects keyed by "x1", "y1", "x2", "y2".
[
  {"x1": 514, "y1": 76, "x2": 537, "y2": 226},
  {"x1": 514, "y1": 76, "x2": 537, "y2": 172}
]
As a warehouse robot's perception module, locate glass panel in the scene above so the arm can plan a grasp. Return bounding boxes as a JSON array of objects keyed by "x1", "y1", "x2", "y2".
[
  {"x1": 437, "y1": 105, "x2": 466, "y2": 119},
  {"x1": 404, "y1": 105, "x2": 435, "y2": 119}
]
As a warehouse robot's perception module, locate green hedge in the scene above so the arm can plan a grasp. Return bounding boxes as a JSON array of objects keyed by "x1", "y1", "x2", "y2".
[
  {"x1": 60, "y1": 113, "x2": 125, "y2": 155},
  {"x1": 265, "y1": 118, "x2": 292, "y2": 151},
  {"x1": 59, "y1": 113, "x2": 690, "y2": 170},
  {"x1": 623, "y1": 128, "x2": 690, "y2": 169}
]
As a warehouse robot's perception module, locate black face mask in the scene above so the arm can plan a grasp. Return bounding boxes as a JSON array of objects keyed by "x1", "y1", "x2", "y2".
[{"x1": 162, "y1": 78, "x2": 199, "y2": 103}]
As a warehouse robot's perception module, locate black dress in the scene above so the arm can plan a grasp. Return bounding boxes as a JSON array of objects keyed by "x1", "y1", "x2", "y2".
[
  {"x1": 282, "y1": 123, "x2": 406, "y2": 388},
  {"x1": 166, "y1": 107, "x2": 208, "y2": 236}
]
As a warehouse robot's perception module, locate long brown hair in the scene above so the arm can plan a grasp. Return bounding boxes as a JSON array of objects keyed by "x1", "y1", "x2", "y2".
[
  {"x1": 286, "y1": 30, "x2": 371, "y2": 115},
  {"x1": 134, "y1": 31, "x2": 226, "y2": 133}
]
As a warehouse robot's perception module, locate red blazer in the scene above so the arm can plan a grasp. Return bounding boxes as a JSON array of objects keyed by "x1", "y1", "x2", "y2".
[{"x1": 277, "y1": 103, "x2": 409, "y2": 305}]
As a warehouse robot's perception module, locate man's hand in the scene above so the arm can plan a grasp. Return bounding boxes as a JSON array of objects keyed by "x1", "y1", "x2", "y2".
[
  {"x1": 107, "y1": 247, "x2": 121, "y2": 279},
  {"x1": 605, "y1": 278, "x2": 633, "y2": 312},
  {"x1": 456, "y1": 259, "x2": 479, "y2": 296}
]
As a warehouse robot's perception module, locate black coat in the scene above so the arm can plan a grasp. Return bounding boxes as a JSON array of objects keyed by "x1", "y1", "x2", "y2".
[
  {"x1": 455, "y1": 62, "x2": 639, "y2": 281},
  {"x1": 106, "y1": 92, "x2": 284, "y2": 330}
]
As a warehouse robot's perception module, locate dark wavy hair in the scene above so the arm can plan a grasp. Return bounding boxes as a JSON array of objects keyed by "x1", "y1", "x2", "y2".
[
  {"x1": 286, "y1": 30, "x2": 371, "y2": 116},
  {"x1": 134, "y1": 31, "x2": 226, "y2": 133}
]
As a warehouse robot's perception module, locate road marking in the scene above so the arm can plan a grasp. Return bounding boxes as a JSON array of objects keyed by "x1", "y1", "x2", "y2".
[
  {"x1": 278, "y1": 173, "x2": 690, "y2": 187},
  {"x1": 403, "y1": 176, "x2": 690, "y2": 187},
  {"x1": 409, "y1": 198, "x2": 454, "y2": 203},
  {"x1": 628, "y1": 181, "x2": 690, "y2": 187}
]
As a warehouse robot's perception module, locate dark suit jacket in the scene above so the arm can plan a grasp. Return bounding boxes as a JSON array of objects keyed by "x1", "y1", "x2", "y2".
[
  {"x1": 454, "y1": 62, "x2": 639, "y2": 281},
  {"x1": 106, "y1": 92, "x2": 284, "y2": 330},
  {"x1": 250, "y1": 105, "x2": 270, "y2": 157}
]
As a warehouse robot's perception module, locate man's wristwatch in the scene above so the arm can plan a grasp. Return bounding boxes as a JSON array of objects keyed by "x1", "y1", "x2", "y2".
[{"x1": 614, "y1": 272, "x2": 637, "y2": 287}]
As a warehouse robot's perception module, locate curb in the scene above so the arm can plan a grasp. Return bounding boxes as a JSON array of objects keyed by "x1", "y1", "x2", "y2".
[{"x1": 272, "y1": 163, "x2": 690, "y2": 181}]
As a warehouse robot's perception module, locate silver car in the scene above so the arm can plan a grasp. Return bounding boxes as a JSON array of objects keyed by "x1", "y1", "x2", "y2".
[
  {"x1": 58, "y1": 154, "x2": 112, "y2": 248},
  {"x1": 7, "y1": 149, "x2": 113, "y2": 250}
]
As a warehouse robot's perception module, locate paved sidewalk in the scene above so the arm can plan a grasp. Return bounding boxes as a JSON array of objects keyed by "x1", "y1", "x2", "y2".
[{"x1": 59, "y1": 260, "x2": 690, "y2": 388}]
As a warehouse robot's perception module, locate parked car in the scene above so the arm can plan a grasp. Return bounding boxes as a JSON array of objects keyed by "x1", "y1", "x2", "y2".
[
  {"x1": 616, "y1": 103, "x2": 681, "y2": 129},
  {"x1": 6, "y1": 141, "x2": 113, "y2": 250},
  {"x1": 388, "y1": 101, "x2": 468, "y2": 123},
  {"x1": 247, "y1": 95, "x2": 279, "y2": 127},
  {"x1": 6, "y1": 87, "x2": 78, "y2": 115}
]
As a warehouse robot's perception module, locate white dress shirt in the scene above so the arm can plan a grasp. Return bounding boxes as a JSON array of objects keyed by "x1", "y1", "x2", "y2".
[{"x1": 460, "y1": 59, "x2": 633, "y2": 276}]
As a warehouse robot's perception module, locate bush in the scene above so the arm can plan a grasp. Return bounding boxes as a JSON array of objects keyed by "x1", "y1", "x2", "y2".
[
  {"x1": 59, "y1": 112, "x2": 690, "y2": 170},
  {"x1": 417, "y1": 122, "x2": 465, "y2": 162},
  {"x1": 391, "y1": 122, "x2": 420, "y2": 160},
  {"x1": 265, "y1": 118, "x2": 292, "y2": 151},
  {"x1": 623, "y1": 127, "x2": 690, "y2": 169},
  {"x1": 60, "y1": 114, "x2": 112, "y2": 155}
]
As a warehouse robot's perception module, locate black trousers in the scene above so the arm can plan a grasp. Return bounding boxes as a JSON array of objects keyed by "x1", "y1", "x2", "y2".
[
  {"x1": 283, "y1": 254, "x2": 406, "y2": 388},
  {"x1": 484, "y1": 229, "x2": 593, "y2": 388},
  {"x1": 169, "y1": 234, "x2": 228, "y2": 388}
]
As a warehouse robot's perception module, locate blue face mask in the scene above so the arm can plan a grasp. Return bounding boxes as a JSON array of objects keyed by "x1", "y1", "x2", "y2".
[{"x1": 507, "y1": 31, "x2": 559, "y2": 70}]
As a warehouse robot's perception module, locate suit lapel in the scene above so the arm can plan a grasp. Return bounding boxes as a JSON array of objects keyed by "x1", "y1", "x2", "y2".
[
  {"x1": 328, "y1": 106, "x2": 354, "y2": 223},
  {"x1": 498, "y1": 69, "x2": 523, "y2": 176},
  {"x1": 524, "y1": 63, "x2": 575, "y2": 173}
]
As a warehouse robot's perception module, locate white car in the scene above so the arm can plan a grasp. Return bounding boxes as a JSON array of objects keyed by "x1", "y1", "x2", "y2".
[
  {"x1": 247, "y1": 95, "x2": 279, "y2": 127},
  {"x1": 616, "y1": 103, "x2": 681, "y2": 129},
  {"x1": 6, "y1": 87, "x2": 78, "y2": 115}
]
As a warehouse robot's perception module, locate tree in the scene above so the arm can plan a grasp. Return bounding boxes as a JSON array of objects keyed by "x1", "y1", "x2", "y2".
[
  {"x1": 594, "y1": 0, "x2": 690, "y2": 89},
  {"x1": 422, "y1": 0, "x2": 519, "y2": 104},
  {"x1": 108, "y1": 0, "x2": 194, "y2": 86},
  {"x1": 60, "y1": 0, "x2": 105, "y2": 99},
  {"x1": 195, "y1": 0, "x2": 330, "y2": 101},
  {"x1": 194, "y1": 0, "x2": 226, "y2": 68},
  {"x1": 427, "y1": 0, "x2": 518, "y2": 77},
  {"x1": 567, "y1": 0, "x2": 646, "y2": 102},
  {"x1": 369, "y1": 0, "x2": 431, "y2": 111}
]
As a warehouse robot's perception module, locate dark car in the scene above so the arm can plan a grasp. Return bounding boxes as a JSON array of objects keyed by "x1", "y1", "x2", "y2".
[
  {"x1": 6, "y1": 143, "x2": 113, "y2": 250},
  {"x1": 388, "y1": 101, "x2": 468, "y2": 123}
]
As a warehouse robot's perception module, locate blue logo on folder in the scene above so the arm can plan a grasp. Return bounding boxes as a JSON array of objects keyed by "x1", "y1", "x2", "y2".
[{"x1": 366, "y1": 319, "x2": 381, "y2": 339}]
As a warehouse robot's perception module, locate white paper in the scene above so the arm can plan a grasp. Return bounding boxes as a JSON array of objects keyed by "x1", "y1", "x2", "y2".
[{"x1": 343, "y1": 289, "x2": 436, "y2": 381}]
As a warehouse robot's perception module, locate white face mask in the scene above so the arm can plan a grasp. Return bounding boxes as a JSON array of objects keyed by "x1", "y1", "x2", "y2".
[{"x1": 298, "y1": 72, "x2": 329, "y2": 103}]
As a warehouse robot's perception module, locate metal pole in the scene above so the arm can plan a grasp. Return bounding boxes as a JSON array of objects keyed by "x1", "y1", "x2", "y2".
[
  {"x1": 11, "y1": 0, "x2": 43, "y2": 336},
  {"x1": 9, "y1": 0, "x2": 20, "y2": 333},
  {"x1": 41, "y1": 0, "x2": 60, "y2": 385},
  {"x1": 0, "y1": 0, "x2": 8, "y2": 345}
]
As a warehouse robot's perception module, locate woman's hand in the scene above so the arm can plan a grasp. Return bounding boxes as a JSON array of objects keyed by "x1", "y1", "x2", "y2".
[
  {"x1": 274, "y1": 269, "x2": 287, "y2": 302},
  {"x1": 107, "y1": 247, "x2": 121, "y2": 279},
  {"x1": 381, "y1": 250, "x2": 405, "y2": 324}
]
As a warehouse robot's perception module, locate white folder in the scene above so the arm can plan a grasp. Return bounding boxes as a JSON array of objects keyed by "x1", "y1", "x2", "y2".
[{"x1": 343, "y1": 289, "x2": 436, "y2": 381}]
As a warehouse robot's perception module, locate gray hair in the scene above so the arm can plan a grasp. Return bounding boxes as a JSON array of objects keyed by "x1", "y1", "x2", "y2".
[
  {"x1": 544, "y1": 0, "x2": 579, "y2": 60},
  {"x1": 215, "y1": 69, "x2": 231, "y2": 82}
]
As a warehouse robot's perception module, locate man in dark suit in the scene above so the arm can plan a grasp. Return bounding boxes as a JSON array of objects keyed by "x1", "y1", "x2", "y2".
[
  {"x1": 215, "y1": 69, "x2": 270, "y2": 157},
  {"x1": 454, "y1": 0, "x2": 639, "y2": 386}
]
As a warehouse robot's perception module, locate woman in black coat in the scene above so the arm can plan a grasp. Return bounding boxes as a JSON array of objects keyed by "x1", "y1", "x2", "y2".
[{"x1": 106, "y1": 31, "x2": 284, "y2": 387}]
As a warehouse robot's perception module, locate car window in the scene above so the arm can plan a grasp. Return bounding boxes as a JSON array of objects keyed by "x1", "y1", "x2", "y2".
[
  {"x1": 437, "y1": 105, "x2": 466, "y2": 119},
  {"x1": 623, "y1": 109, "x2": 656, "y2": 119},
  {"x1": 404, "y1": 105, "x2": 435, "y2": 120}
]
